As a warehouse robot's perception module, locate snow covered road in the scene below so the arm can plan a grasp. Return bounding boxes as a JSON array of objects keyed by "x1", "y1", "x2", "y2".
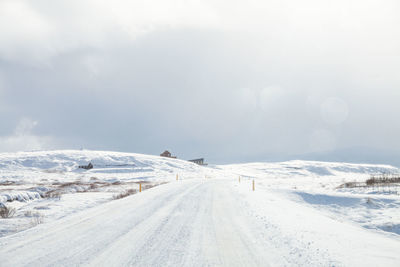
[
  {"x1": 0, "y1": 179, "x2": 273, "y2": 266},
  {"x1": 1, "y1": 177, "x2": 400, "y2": 266}
]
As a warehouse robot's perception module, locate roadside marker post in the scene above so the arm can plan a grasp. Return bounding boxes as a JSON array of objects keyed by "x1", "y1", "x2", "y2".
[
  {"x1": 139, "y1": 183, "x2": 142, "y2": 192},
  {"x1": 176, "y1": 174, "x2": 178, "y2": 181},
  {"x1": 239, "y1": 176, "x2": 241, "y2": 183},
  {"x1": 252, "y1": 179, "x2": 255, "y2": 191}
]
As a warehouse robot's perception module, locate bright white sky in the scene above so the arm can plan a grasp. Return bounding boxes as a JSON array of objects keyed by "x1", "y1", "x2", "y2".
[{"x1": 0, "y1": 0, "x2": 399, "y2": 164}]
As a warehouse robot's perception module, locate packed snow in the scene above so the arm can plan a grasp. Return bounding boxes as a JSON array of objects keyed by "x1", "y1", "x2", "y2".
[{"x1": 0, "y1": 150, "x2": 399, "y2": 266}]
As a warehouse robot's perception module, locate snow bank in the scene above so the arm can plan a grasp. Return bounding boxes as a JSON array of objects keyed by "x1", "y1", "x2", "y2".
[{"x1": 0, "y1": 191, "x2": 42, "y2": 203}]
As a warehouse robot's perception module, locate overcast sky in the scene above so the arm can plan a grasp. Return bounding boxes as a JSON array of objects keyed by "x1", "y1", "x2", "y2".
[{"x1": 0, "y1": 0, "x2": 399, "y2": 164}]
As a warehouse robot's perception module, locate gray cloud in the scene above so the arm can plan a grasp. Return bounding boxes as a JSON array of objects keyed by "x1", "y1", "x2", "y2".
[{"x1": 0, "y1": 1, "x2": 399, "y2": 164}]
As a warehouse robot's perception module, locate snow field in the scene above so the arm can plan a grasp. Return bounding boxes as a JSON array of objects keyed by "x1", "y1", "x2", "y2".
[
  {"x1": 1, "y1": 150, "x2": 400, "y2": 266},
  {"x1": 217, "y1": 160, "x2": 400, "y2": 236}
]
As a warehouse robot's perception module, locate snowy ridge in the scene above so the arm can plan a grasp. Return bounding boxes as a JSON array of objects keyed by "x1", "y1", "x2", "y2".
[{"x1": 0, "y1": 149, "x2": 201, "y2": 174}]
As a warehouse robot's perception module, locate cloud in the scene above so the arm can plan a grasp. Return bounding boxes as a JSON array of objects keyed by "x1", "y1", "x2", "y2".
[
  {"x1": 0, "y1": 1, "x2": 399, "y2": 163},
  {"x1": 0, "y1": 118, "x2": 56, "y2": 152},
  {"x1": 0, "y1": 1, "x2": 53, "y2": 63},
  {"x1": 320, "y1": 97, "x2": 349, "y2": 125},
  {"x1": 0, "y1": 0, "x2": 219, "y2": 64},
  {"x1": 309, "y1": 129, "x2": 336, "y2": 153}
]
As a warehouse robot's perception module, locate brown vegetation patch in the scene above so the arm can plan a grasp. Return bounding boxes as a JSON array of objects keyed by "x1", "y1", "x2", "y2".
[
  {"x1": 0, "y1": 181, "x2": 17, "y2": 186},
  {"x1": 43, "y1": 190, "x2": 62, "y2": 200},
  {"x1": 366, "y1": 174, "x2": 400, "y2": 185},
  {"x1": 0, "y1": 205, "x2": 16, "y2": 218},
  {"x1": 112, "y1": 189, "x2": 137, "y2": 200},
  {"x1": 338, "y1": 173, "x2": 400, "y2": 189}
]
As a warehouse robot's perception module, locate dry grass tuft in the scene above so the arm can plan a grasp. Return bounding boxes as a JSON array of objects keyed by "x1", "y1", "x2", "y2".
[
  {"x1": 43, "y1": 190, "x2": 62, "y2": 200},
  {"x1": 112, "y1": 189, "x2": 137, "y2": 200},
  {"x1": 366, "y1": 174, "x2": 400, "y2": 185}
]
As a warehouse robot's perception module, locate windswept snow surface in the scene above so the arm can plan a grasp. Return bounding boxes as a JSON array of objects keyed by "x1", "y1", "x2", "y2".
[
  {"x1": 217, "y1": 161, "x2": 400, "y2": 237},
  {"x1": 1, "y1": 151, "x2": 400, "y2": 266}
]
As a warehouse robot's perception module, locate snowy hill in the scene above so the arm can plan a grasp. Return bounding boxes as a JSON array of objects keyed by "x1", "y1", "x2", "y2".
[
  {"x1": 0, "y1": 149, "x2": 203, "y2": 178},
  {"x1": 0, "y1": 150, "x2": 206, "y2": 237}
]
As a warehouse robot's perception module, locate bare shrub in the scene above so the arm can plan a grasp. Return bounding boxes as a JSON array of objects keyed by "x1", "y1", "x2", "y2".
[
  {"x1": 338, "y1": 173, "x2": 400, "y2": 190},
  {"x1": 0, "y1": 180, "x2": 16, "y2": 186},
  {"x1": 58, "y1": 181, "x2": 81, "y2": 188},
  {"x1": 89, "y1": 183, "x2": 98, "y2": 190},
  {"x1": 112, "y1": 189, "x2": 137, "y2": 200},
  {"x1": 43, "y1": 190, "x2": 62, "y2": 200},
  {"x1": 0, "y1": 205, "x2": 16, "y2": 218},
  {"x1": 143, "y1": 184, "x2": 155, "y2": 190},
  {"x1": 343, "y1": 182, "x2": 359, "y2": 188},
  {"x1": 24, "y1": 209, "x2": 44, "y2": 225},
  {"x1": 143, "y1": 182, "x2": 168, "y2": 190},
  {"x1": 366, "y1": 174, "x2": 400, "y2": 185},
  {"x1": 31, "y1": 213, "x2": 44, "y2": 226}
]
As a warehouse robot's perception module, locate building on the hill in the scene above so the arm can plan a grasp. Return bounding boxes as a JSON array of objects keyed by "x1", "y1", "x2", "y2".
[
  {"x1": 79, "y1": 162, "x2": 93, "y2": 170},
  {"x1": 160, "y1": 150, "x2": 176, "y2": 158},
  {"x1": 188, "y1": 158, "x2": 207, "y2": 166}
]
